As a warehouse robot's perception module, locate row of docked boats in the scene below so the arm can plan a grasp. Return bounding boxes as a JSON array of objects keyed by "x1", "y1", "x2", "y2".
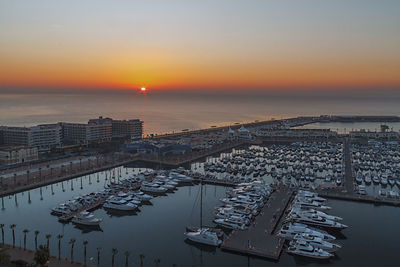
[
  {"x1": 280, "y1": 190, "x2": 346, "y2": 259},
  {"x1": 184, "y1": 180, "x2": 273, "y2": 247},
  {"x1": 200, "y1": 142, "x2": 344, "y2": 187},
  {"x1": 213, "y1": 181, "x2": 273, "y2": 230},
  {"x1": 51, "y1": 169, "x2": 196, "y2": 226},
  {"x1": 355, "y1": 171, "x2": 400, "y2": 188}
]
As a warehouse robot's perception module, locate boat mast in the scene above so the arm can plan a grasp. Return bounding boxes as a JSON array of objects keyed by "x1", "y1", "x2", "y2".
[{"x1": 200, "y1": 178, "x2": 203, "y2": 229}]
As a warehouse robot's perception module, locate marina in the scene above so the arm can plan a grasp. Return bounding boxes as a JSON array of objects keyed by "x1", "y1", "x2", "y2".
[{"x1": 1, "y1": 124, "x2": 400, "y2": 266}]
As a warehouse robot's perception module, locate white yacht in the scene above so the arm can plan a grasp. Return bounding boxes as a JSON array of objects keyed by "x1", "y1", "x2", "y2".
[
  {"x1": 141, "y1": 183, "x2": 168, "y2": 193},
  {"x1": 290, "y1": 208, "x2": 343, "y2": 222},
  {"x1": 103, "y1": 198, "x2": 138, "y2": 211},
  {"x1": 292, "y1": 234, "x2": 341, "y2": 252},
  {"x1": 278, "y1": 223, "x2": 336, "y2": 241},
  {"x1": 133, "y1": 191, "x2": 153, "y2": 201},
  {"x1": 293, "y1": 199, "x2": 331, "y2": 211},
  {"x1": 184, "y1": 229, "x2": 222, "y2": 246},
  {"x1": 72, "y1": 211, "x2": 102, "y2": 226},
  {"x1": 287, "y1": 214, "x2": 347, "y2": 230},
  {"x1": 287, "y1": 241, "x2": 333, "y2": 259}
]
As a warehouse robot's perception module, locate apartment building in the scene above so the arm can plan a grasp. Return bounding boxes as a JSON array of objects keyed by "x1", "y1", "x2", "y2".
[{"x1": 0, "y1": 124, "x2": 62, "y2": 153}]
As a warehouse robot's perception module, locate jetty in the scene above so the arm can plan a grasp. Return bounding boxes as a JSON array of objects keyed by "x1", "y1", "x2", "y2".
[{"x1": 221, "y1": 186, "x2": 294, "y2": 260}]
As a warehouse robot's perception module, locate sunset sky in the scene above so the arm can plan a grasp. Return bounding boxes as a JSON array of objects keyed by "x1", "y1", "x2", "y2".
[{"x1": 1, "y1": 0, "x2": 399, "y2": 91}]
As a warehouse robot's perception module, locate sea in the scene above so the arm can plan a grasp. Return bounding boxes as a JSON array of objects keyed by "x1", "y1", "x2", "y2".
[{"x1": 0, "y1": 89, "x2": 399, "y2": 134}]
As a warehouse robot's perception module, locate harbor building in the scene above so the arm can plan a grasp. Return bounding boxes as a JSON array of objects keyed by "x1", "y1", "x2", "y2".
[
  {"x1": 0, "y1": 146, "x2": 38, "y2": 165},
  {"x1": 0, "y1": 124, "x2": 62, "y2": 153}
]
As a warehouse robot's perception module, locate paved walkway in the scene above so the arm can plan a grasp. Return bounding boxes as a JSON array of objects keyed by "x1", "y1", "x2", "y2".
[{"x1": 2, "y1": 244, "x2": 85, "y2": 267}]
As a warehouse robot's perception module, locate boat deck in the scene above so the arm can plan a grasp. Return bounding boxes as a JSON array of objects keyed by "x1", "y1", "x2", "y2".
[{"x1": 221, "y1": 186, "x2": 294, "y2": 260}]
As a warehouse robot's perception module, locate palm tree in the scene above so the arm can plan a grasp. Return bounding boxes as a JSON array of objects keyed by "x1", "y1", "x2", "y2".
[
  {"x1": 139, "y1": 253, "x2": 145, "y2": 267},
  {"x1": 155, "y1": 258, "x2": 161, "y2": 267},
  {"x1": 23, "y1": 229, "x2": 29, "y2": 250},
  {"x1": 9, "y1": 224, "x2": 16, "y2": 248},
  {"x1": 69, "y1": 238, "x2": 76, "y2": 263},
  {"x1": 111, "y1": 248, "x2": 118, "y2": 267},
  {"x1": 0, "y1": 224, "x2": 4, "y2": 245},
  {"x1": 34, "y1": 230, "x2": 40, "y2": 250},
  {"x1": 172, "y1": 264, "x2": 177, "y2": 267},
  {"x1": 83, "y1": 240, "x2": 88, "y2": 267},
  {"x1": 56, "y1": 234, "x2": 63, "y2": 259},
  {"x1": 96, "y1": 247, "x2": 101, "y2": 267},
  {"x1": 45, "y1": 234, "x2": 51, "y2": 251},
  {"x1": 124, "y1": 251, "x2": 130, "y2": 267}
]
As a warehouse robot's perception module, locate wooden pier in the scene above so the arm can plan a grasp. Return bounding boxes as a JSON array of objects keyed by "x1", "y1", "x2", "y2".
[{"x1": 221, "y1": 186, "x2": 294, "y2": 260}]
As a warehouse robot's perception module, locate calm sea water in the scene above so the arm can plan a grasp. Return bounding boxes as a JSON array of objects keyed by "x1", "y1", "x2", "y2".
[
  {"x1": 0, "y1": 89, "x2": 399, "y2": 134},
  {"x1": 1, "y1": 162, "x2": 400, "y2": 266}
]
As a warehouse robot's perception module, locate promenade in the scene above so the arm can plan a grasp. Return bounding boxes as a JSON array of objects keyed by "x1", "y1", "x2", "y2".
[
  {"x1": 0, "y1": 153, "x2": 134, "y2": 198},
  {"x1": 1, "y1": 244, "x2": 85, "y2": 267}
]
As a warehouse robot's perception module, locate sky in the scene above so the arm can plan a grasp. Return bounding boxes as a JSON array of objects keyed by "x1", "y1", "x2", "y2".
[{"x1": 0, "y1": 0, "x2": 400, "y2": 91}]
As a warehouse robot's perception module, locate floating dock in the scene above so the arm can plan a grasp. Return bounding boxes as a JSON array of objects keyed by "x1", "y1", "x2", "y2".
[{"x1": 221, "y1": 186, "x2": 294, "y2": 260}]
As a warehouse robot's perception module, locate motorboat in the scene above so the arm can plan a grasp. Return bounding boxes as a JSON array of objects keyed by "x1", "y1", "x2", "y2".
[
  {"x1": 133, "y1": 191, "x2": 153, "y2": 201},
  {"x1": 290, "y1": 208, "x2": 343, "y2": 222},
  {"x1": 287, "y1": 242, "x2": 333, "y2": 259},
  {"x1": 72, "y1": 211, "x2": 102, "y2": 226},
  {"x1": 292, "y1": 234, "x2": 341, "y2": 252},
  {"x1": 278, "y1": 226, "x2": 336, "y2": 241},
  {"x1": 141, "y1": 183, "x2": 168, "y2": 194},
  {"x1": 184, "y1": 228, "x2": 222, "y2": 246},
  {"x1": 287, "y1": 214, "x2": 347, "y2": 230},
  {"x1": 103, "y1": 198, "x2": 138, "y2": 211}
]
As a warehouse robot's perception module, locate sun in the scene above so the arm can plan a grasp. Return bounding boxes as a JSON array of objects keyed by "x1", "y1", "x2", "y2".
[{"x1": 141, "y1": 87, "x2": 146, "y2": 92}]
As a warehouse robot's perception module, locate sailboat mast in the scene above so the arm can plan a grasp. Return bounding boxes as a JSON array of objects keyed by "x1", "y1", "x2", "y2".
[{"x1": 200, "y1": 179, "x2": 203, "y2": 229}]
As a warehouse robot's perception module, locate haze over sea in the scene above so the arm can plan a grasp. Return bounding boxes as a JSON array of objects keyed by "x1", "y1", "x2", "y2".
[{"x1": 1, "y1": 89, "x2": 399, "y2": 134}]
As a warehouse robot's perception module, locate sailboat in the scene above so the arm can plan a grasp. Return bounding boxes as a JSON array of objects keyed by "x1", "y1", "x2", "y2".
[{"x1": 184, "y1": 180, "x2": 223, "y2": 246}]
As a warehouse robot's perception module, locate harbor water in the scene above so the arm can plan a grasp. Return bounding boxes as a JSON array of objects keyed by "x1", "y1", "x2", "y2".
[{"x1": 1, "y1": 165, "x2": 400, "y2": 266}]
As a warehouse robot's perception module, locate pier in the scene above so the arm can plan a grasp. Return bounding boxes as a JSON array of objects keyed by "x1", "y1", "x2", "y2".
[{"x1": 221, "y1": 186, "x2": 294, "y2": 260}]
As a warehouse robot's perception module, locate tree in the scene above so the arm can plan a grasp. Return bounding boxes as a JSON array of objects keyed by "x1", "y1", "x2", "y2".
[
  {"x1": 96, "y1": 247, "x2": 101, "y2": 267},
  {"x1": 124, "y1": 251, "x2": 130, "y2": 267},
  {"x1": 83, "y1": 240, "x2": 88, "y2": 267},
  {"x1": 34, "y1": 230, "x2": 40, "y2": 250},
  {"x1": 45, "y1": 234, "x2": 51, "y2": 251},
  {"x1": 9, "y1": 224, "x2": 16, "y2": 248},
  {"x1": 69, "y1": 238, "x2": 76, "y2": 263},
  {"x1": 111, "y1": 248, "x2": 118, "y2": 267},
  {"x1": 139, "y1": 253, "x2": 145, "y2": 267},
  {"x1": 34, "y1": 245, "x2": 49, "y2": 267},
  {"x1": 0, "y1": 224, "x2": 4, "y2": 245},
  {"x1": 56, "y1": 234, "x2": 63, "y2": 260},
  {"x1": 155, "y1": 258, "x2": 161, "y2": 267},
  {"x1": 23, "y1": 229, "x2": 29, "y2": 250}
]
